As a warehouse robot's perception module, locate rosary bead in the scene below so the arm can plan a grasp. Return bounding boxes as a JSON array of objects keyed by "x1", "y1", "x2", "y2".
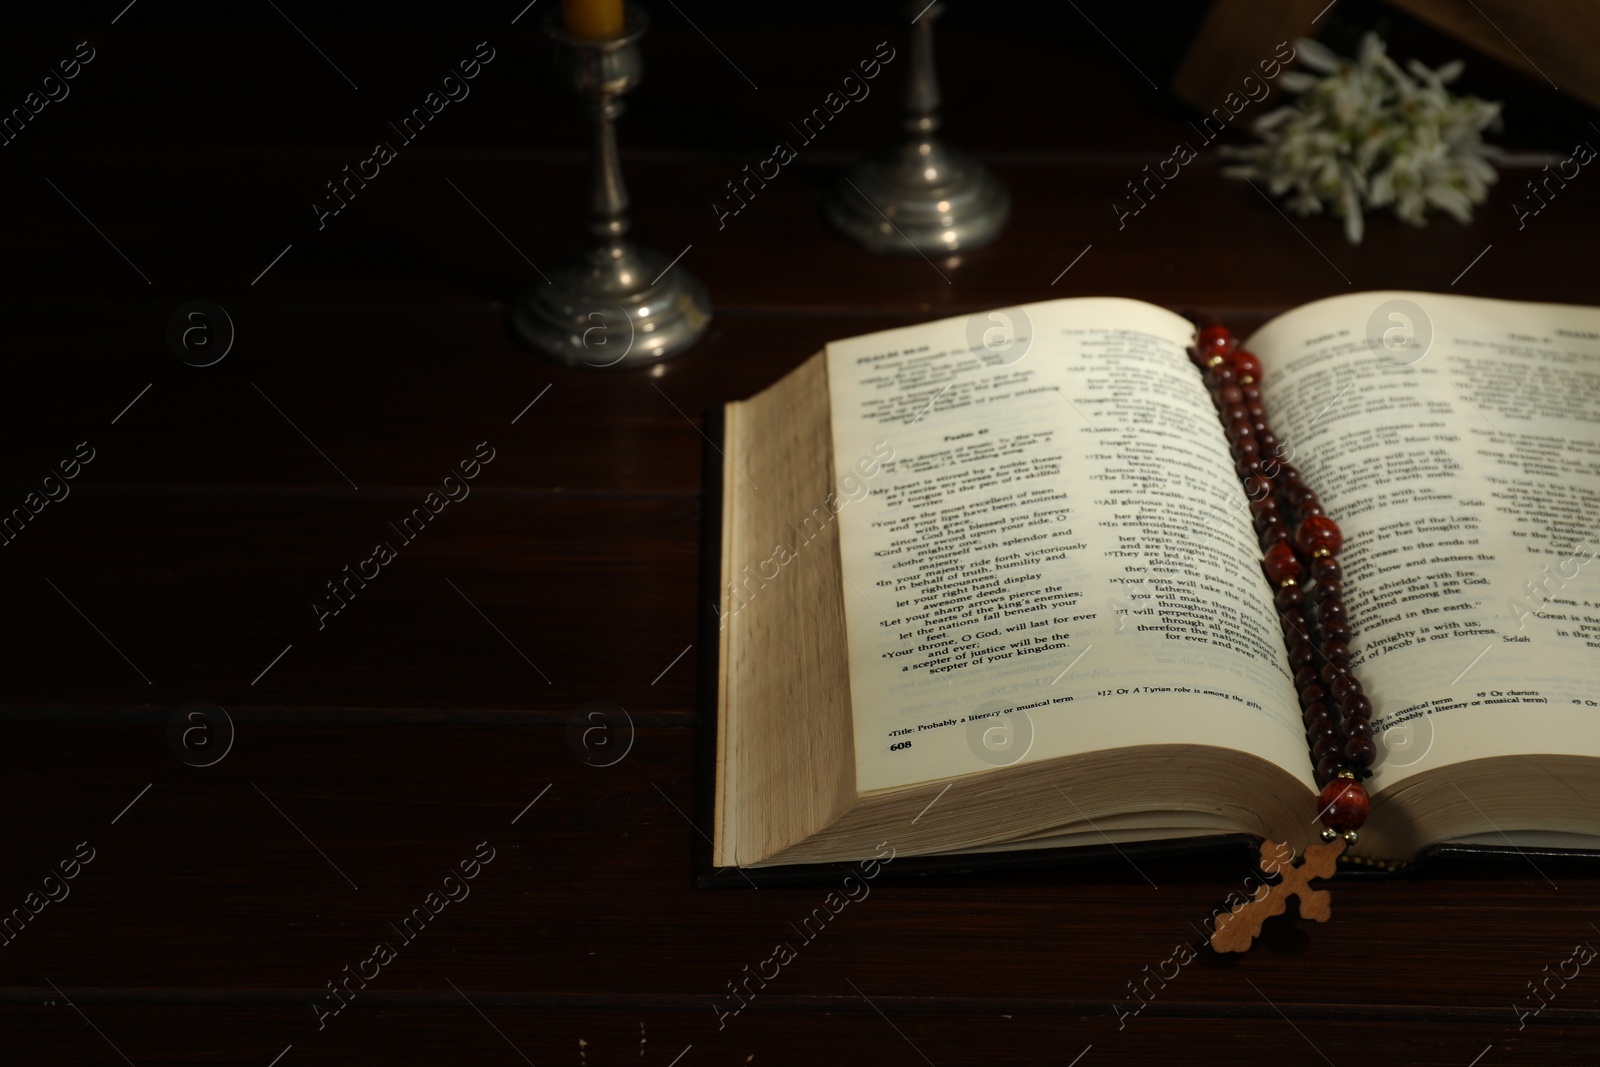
[
  {"x1": 1241, "y1": 384, "x2": 1263, "y2": 404},
  {"x1": 1312, "y1": 734, "x2": 1342, "y2": 763},
  {"x1": 1324, "y1": 638, "x2": 1351, "y2": 664},
  {"x1": 1275, "y1": 585, "x2": 1303, "y2": 611},
  {"x1": 1299, "y1": 684, "x2": 1328, "y2": 709},
  {"x1": 1208, "y1": 365, "x2": 1238, "y2": 388},
  {"x1": 1301, "y1": 700, "x2": 1332, "y2": 728},
  {"x1": 1344, "y1": 736, "x2": 1377, "y2": 768},
  {"x1": 1289, "y1": 641, "x2": 1315, "y2": 670},
  {"x1": 1288, "y1": 485, "x2": 1319, "y2": 511},
  {"x1": 1243, "y1": 474, "x2": 1272, "y2": 501},
  {"x1": 1263, "y1": 541, "x2": 1302, "y2": 584},
  {"x1": 1320, "y1": 618, "x2": 1352, "y2": 643},
  {"x1": 1315, "y1": 753, "x2": 1347, "y2": 785},
  {"x1": 1297, "y1": 501, "x2": 1325, "y2": 519},
  {"x1": 1343, "y1": 717, "x2": 1374, "y2": 741},
  {"x1": 1278, "y1": 464, "x2": 1303, "y2": 488},
  {"x1": 1236, "y1": 456, "x2": 1262, "y2": 478},
  {"x1": 1320, "y1": 660, "x2": 1351, "y2": 687},
  {"x1": 1295, "y1": 514, "x2": 1343, "y2": 556},
  {"x1": 1234, "y1": 438, "x2": 1261, "y2": 464},
  {"x1": 1331, "y1": 672, "x2": 1362, "y2": 700},
  {"x1": 1317, "y1": 598, "x2": 1347, "y2": 623},
  {"x1": 1339, "y1": 693, "x2": 1373, "y2": 718},
  {"x1": 1261, "y1": 523, "x2": 1291, "y2": 547},
  {"x1": 1281, "y1": 608, "x2": 1309, "y2": 640},
  {"x1": 1316, "y1": 776, "x2": 1369, "y2": 829},
  {"x1": 1216, "y1": 385, "x2": 1244, "y2": 407},
  {"x1": 1255, "y1": 429, "x2": 1278, "y2": 453},
  {"x1": 1307, "y1": 721, "x2": 1337, "y2": 747},
  {"x1": 1198, "y1": 325, "x2": 1232, "y2": 354},
  {"x1": 1295, "y1": 665, "x2": 1320, "y2": 691},
  {"x1": 1231, "y1": 349, "x2": 1263, "y2": 382},
  {"x1": 1312, "y1": 557, "x2": 1342, "y2": 583},
  {"x1": 1314, "y1": 578, "x2": 1343, "y2": 602},
  {"x1": 1246, "y1": 401, "x2": 1267, "y2": 421}
]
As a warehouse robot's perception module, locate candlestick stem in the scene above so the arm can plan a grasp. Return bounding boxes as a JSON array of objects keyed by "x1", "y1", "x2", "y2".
[
  {"x1": 590, "y1": 97, "x2": 629, "y2": 239},
  {"x1": 904, "y1": 10, "x2": 939, "y2": 139}
]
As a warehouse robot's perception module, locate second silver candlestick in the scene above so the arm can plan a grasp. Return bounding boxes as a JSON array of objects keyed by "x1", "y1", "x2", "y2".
[{"x1": 825, "y1": 0, "x2": 1009, "y2": 256}]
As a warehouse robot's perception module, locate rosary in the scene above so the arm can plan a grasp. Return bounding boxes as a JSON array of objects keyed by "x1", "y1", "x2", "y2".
[{"x1": 1186, "y1": 318, "x2": 1371, "y2": 953}]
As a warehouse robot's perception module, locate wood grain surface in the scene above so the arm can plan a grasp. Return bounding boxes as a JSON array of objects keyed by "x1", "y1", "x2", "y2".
[{"x1": 5, "y1": 9, "x2": 1600, "y2": 1065}]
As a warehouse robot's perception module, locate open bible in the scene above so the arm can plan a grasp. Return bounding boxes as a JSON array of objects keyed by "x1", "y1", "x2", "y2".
[{"x1": 704, "y1": 292, "x2": 1600, "y2": 879}]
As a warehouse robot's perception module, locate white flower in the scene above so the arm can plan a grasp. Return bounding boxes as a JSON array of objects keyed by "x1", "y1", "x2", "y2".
[{"x1": 1223, "y1": 32, "x2": 1502, "y2": 244}]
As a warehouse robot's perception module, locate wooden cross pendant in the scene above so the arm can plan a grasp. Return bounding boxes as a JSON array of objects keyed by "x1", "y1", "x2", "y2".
[{"x1": 1210, "y1": 838, "x2": 1345, "y2": 953}]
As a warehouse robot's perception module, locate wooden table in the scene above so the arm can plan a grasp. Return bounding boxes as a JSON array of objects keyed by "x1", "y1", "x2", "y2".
[{"x1": 5, "y1": 15, "x2": 1600, "y2": 1065}]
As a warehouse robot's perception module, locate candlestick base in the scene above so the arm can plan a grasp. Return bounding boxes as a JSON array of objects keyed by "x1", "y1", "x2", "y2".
[
  {"x1": 511, "y1": 240, "x2": 711, "y2": 369},
  {"x1": 826, "y1": 139, "x2": 1009, "y2": 256}
]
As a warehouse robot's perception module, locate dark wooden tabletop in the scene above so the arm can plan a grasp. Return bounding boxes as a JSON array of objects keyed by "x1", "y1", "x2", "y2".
[{"x1": 5, "y1": 4, "x2": 1600, "y2": 1064}]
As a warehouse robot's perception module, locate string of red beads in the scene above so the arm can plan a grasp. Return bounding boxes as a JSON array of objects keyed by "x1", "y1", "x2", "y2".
[{"x1": 1189, "y1": 319, "x2": 1370, "y2": 845}]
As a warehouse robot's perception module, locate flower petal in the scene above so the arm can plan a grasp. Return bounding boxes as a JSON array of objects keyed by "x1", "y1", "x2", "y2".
[{"x1": 1296, "y1": 37, "x2": 1341, "y2": 74}]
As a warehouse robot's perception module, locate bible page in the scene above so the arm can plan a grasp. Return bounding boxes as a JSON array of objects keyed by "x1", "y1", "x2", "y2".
[
  {"x1": 1250, "y1": 291, "x2": 1600, "y2": 795},
  {"x1": 823, "y1": 298, "x2": 1312, "y2": 795}
]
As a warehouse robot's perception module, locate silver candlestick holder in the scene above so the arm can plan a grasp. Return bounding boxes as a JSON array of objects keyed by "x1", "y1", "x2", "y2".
[
  {"x1": 512, "y1": 4, "x2": 711, "y2": 369},
  {"x1": 824, "y1": 0, "x2": 1009, "y2": 255}
]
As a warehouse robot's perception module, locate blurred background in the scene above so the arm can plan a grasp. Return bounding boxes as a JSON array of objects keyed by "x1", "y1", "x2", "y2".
[{"x1": 4, "y1": 0, "x2": 1593, "y2": 312}]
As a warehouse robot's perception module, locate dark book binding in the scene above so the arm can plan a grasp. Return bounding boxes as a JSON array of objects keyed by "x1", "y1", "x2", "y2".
[{"x1": 693, "y1": 405, "x2": 1600, "y2": 887}]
